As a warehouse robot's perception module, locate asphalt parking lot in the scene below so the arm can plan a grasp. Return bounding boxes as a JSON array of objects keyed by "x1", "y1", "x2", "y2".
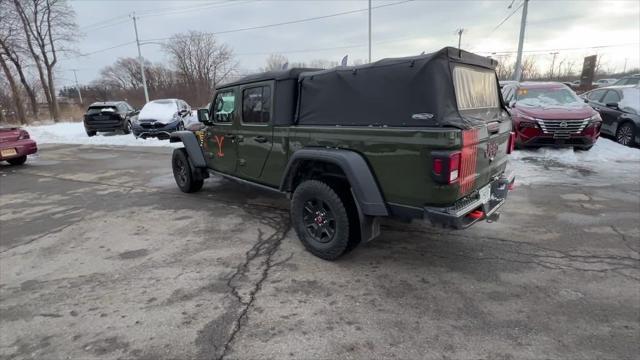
[{"x1": 1, "y1": 144, "x2": 639, "y2": 360}]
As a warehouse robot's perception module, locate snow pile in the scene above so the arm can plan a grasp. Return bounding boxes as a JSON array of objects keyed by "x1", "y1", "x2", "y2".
[
  {"x1": 510, "y1": 138, "x2": 640, "y2": 185},
  {"x1": 24, "y1": 122, "x2": 177, "y2": 147}
]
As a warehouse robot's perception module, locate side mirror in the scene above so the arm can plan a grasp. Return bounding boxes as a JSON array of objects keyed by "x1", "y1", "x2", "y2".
[
  {"x1": 197, "y1": 108, "x2": 212, "y2": 125},
  {"x1": 605, "y1": 102, "x2": 619, "y2": 109},
  {"x1": 583, "y1": 98, "x2": 589, "y2": 103}
]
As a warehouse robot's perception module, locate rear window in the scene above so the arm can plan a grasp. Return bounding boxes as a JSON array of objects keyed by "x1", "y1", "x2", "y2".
[
  {"x1": 87, "y1": 106, "x2": 116, "y2": 115},
  {"x1": 453, "y1": 65, "x2": 500, "y2": 110}
]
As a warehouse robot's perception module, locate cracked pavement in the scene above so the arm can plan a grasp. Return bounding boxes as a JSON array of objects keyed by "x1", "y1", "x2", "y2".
[{"x1": 1, "y1": 144, "x2": 638, "y2": 359}]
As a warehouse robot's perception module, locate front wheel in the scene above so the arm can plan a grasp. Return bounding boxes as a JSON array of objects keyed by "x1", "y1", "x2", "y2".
[
  {"x1": 86, "y1": 129, "x2": 96, "y2": 137},
  {"x1": 7, "y1": 155, "x2": 27, "y2": 165},
  {"x1": 616, "y1": 122, "x2": 636, "y2": 147},
  {"x1": 291, "y1": 180, "x2": 351, "y2": 260},
  {"x1": 123, "y1": 120, "x2": 132, "y2": 134},
  {"x1": 172, "y1": 148, "x2": 204, "y2": 193}
]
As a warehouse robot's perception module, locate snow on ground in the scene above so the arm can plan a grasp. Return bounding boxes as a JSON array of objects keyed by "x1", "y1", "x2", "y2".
[
  {"x1": 24, "y1": 122, "x2": 178, "y2": 147},
  {"x1": 21, "y1": 122, "x2": 640, "y2": 186},
  {"x1": 509, "y1": 138, "x2": 640, "y2": 185}
]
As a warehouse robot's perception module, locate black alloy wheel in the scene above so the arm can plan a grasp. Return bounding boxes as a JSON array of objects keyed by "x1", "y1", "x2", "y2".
[
  {"x1": 291, "y1": 180, "x2": 351, "y2": 260},
  {"x1": 302, "y1": 198, "x2": 336, "y2": 243},
  {"x1": 616, "y1": 122, "x2": 635, "y2": 146},
  {"x1": 172, "y1": 148, "x2": 204, "y2": 193}
]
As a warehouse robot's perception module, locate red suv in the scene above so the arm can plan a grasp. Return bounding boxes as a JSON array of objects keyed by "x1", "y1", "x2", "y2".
[{"x1": 502, "y1": 82, "x2": 602, "y2": 150}]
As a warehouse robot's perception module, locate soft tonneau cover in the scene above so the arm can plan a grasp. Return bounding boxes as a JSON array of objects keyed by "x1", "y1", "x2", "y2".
[{"x1": 296, "y1": 47, "x2": 504, "y2": 129}]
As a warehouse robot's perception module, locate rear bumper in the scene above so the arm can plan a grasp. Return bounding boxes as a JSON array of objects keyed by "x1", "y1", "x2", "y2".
[
  {"x1": 84, "y1": 119, "x2": 125, "y2": 132},
  {"x1": 0, "y1": 139, "x2": 37, "y2": 160},
  {"x1": 423, "y1": 172, "x2": 515, "y2": 229}
]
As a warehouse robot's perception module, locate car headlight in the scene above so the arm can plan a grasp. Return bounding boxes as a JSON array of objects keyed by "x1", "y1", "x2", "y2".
[{"x1": 587, "y1": 113, "x2": 602, "y2": 123}]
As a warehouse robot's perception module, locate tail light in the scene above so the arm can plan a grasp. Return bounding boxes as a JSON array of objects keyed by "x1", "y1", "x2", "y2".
[
  {"x1": 432, "y1": 151, "x2": 461, "y2": 184},
  {"x1": 507, "y1": 131, "x2": 516, "y2": 154},
  {"x1": 18, "y1": 130, "x2": 30, "y2": 140}
]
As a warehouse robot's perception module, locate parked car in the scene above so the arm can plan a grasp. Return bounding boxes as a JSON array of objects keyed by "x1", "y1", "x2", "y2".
[
  {"x1": 593, "y1": 79, "x2": 618, "y2": 88},
  {"x1": 502, "y1": 82, "x2": 601, "y2": 150},
  {"x1": 569, "y1": 80, "x2": 582, "y2": 88},
  {"x1": 0, "y1": 127, "x2": 37, "y2": 165},
  {"x1": 83, "y1": 101, "x2": 138, "y2": 137},
  {"x1": 170, "y1": 47, "x2": 515, "y2": 260},
  {"x1": 132, "y1": 99, "x2": 192, "y2": 139},
  {"x1": 581, "y1": 85, "x2": 640, "y2": 146},
  {"x1": 612, "y1": 74, "x2": 640, "y2": 86}
]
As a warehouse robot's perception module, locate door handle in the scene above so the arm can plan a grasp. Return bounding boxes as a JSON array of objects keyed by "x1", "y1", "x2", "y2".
[{"x1": 254, "y1": 136, "x2": 268, "y2": 143}]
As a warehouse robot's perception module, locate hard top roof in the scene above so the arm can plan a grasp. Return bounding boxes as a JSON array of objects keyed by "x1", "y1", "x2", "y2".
[{"x1": 218, "y1": 68, "x2": 322, "y2": 89}]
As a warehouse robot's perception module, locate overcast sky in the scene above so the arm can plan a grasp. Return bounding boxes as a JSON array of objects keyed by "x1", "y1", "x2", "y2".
[{"x1": 58, "y1": 0, "x2": 640, "y2": 87}]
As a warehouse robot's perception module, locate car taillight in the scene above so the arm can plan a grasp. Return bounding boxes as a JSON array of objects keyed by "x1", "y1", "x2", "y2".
[
  {"x1": 432, "y1": 151, "x2": 461, "y2": 184},
  {"x1": 18, "y1": 130, "x2": 30, "y2": 140},
  {"x1": 449, "y1": 153, "x2": 460, "y2": 182},
  {"x1": 507, "y1": 131, "x2": 515, "y2": 154}
]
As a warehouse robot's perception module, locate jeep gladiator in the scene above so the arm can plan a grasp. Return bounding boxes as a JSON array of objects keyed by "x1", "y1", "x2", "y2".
[{"x1": 170, "y1": 47, "x2": 516, "y2": 260}]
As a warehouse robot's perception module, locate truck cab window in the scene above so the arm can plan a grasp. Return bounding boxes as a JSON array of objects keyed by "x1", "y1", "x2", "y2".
[
  {"x1": 242, "y1": 86, "x2": 271, "y2": 124},
  {"x1": 213, "y1": 91, "x2": 236, "y2": 124}
]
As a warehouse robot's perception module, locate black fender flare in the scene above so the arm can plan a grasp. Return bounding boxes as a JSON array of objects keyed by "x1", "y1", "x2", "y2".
[
  {"x1": 280, "y1": 148, "x2": 388, "y2": 217},
  {"x1": 169, "y1": 131, "x2": 207, "y2": 168}
]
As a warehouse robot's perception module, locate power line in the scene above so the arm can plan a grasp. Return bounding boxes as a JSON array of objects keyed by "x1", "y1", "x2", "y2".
[
  {"x1": 488, "y1": 1, "x2": 523, "y2": 37},
  {"x1": 481, "y1": 42, "x2": 638, "y2": 55},
  {"x1": 143, "y1": 0, "x2": 415, "y2": 42}
]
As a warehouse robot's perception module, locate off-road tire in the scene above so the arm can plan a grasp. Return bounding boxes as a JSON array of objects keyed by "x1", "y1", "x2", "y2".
[
  {"x1": 86, "y1": 129, "x2": 96, "y2": 137},
  {"x1": 7, "y1": 155, "x2": 27, "y2": 165},
  {"x1": 123, "y1": 120, "x2": 132, "y2": 135},
  {"x1": 172, "y1": 148, "x2": 204, "y2": 193},
  {"x1": 291, "y1": 180, "x2": 351, "y2": 260},
  {"x1": 616, "y1": 122, "x2": 636, "y2": 147}
]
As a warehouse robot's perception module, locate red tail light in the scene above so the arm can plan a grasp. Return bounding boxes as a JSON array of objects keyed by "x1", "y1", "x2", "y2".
[
  {"x1": 432, "y1": 151, "x2": 461, "y2": 184},
  {"x1": 449, "y1": 152, "x2": 460, "y2": 183},
  {"x1": 507, "y1": 131, "x2": 516, "y2": 154}
]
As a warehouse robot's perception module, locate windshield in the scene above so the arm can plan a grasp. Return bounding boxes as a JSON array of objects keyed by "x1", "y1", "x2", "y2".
[{"x1": 516, "y1": 87, "x2": 583, "y2": 107}]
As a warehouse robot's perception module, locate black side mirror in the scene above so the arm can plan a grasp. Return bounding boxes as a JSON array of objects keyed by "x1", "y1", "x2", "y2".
[
  {"x1": 583, "y1": 98, "x2": 589, "y2": 103},
  {"x1": 605, "y1": 102, "x2": 619, "y2": 109},
  {"x1": 197, "y1": 108, "x2": 212, "y2": 125}
]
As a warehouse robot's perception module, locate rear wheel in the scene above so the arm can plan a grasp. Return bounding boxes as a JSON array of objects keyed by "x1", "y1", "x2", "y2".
[
  {"x1": 291, "y1": 180, "x2": 351, "y2": 260},
  {"x1": 86, "y1": 129, "x2": 96, "y2": 137},
  {"x1": 172, "y1": 149, "x2": 203, "y2": 193},
  {"x1": 616, "y1": 122, "x2": 636, "y2": 146},
  {"x1": 7, "y1": 155, "x2": 27, "y2": 165}
]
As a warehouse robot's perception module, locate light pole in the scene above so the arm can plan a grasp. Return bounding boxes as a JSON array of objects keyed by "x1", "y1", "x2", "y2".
[
  {"x1": 368, "y1": 0, "x2": 372, "y2": 63},
  {"x1": 457, "y1": 28, "x2": 464, "y2": 50},
  {"x1": 549, "y1": 51, "x2": 559, "y2": 79},
  {"x1": 131, "y1": 12, "x2": 149, "y2": 103},
  {"x1": 513, "y1": 0, "x2": 529, "y2": 81},
  {"x1": 71, "y1": 69, "x2": 83, "y2": 105}
]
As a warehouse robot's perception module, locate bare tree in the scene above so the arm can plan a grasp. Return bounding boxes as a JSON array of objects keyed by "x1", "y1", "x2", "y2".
[
  {"x1": 163, "y1": 31, "x2": 236, "y2": 105},
  {"x1": 13, "y1": 0, "x2": 77, "y2": 121},
  {"x1": 520, "y1": 56, "x2": 539, "y2": 80},
  {"x1": 0, "y1": 0, "x2": 39, "y2": 119},
  {"x1": 0, "y1": 53, "x2": 26, "y2": 123},
  {"x1": 263, "y1": 53, "x2": 288, "y2": 71},
  {"x1": 99, "y1": 57, "x2": 149, "y2": 90}
]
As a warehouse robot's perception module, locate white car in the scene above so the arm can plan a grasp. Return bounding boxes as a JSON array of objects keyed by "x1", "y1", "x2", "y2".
[
  {"x1": 132, "y1": 99, "x2": 193, "y2": 139},
  {"x1": 593, "y1": 79, "x2": 618, "y2": 88}
]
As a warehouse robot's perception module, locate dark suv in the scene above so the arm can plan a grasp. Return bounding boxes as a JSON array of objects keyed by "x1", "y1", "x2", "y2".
[{"x1": 83, "y1": 101, "x2": 138, "y2": 137}]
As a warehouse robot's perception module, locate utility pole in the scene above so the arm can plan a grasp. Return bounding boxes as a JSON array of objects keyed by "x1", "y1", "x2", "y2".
[
  {"x1": 131, "y1": 12, "x2": 149, "y2": 103},
  {"x1": 549, "y1": 51, "x2": 559, "y2": 79},
  {"x1": 513, "y1": 0, "x2": 529, "y2": 81},
  {"x1": 368, "y1": 0, "x2": 372, "y2": 63},
  {"x1": 457, "y1": 28, "x2": 464, "y2": 50},
  {"x1": 71, "y1": 69, "x2": 83, "y2": 105},
  {"x1": 623, "y1": 58, "x2": 628, "y2": 73}
]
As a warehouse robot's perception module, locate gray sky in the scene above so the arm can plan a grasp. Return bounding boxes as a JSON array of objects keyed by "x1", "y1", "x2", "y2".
[{"x1": 58, "y1": 0, "x2": 640, "y2": 87}]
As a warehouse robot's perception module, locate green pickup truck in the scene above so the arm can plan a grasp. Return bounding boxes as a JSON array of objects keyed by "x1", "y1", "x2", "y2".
[{"x1": 170, "y1": 47, "x2": 515, "y2": 260}]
